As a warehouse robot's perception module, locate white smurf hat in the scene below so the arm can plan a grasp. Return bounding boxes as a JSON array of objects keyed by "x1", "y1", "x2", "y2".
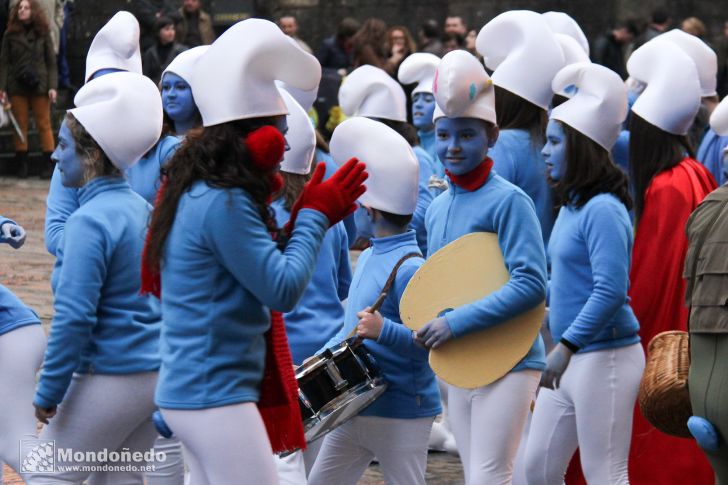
[
  {"x1": 542, "y1": 11, "x2": 589, "y2": 56},
  {"x1": 398, "y1": 53, "x2": 440, "y2": 95},
  {"x1": 709, "y1": 97, "x2": 728, "y2": 136},
  {"x1": 655, "y1": 29, "x2": 717, "y2": 97},
  {"x1": 163, "y1": 46, "x2": 210, "y2": 84},
  {"x1": 432, "y1": 50, "x2": 496, "y2": 124},
  {"x1": 551, "y1": 62, "x2": 628, "y2": 150},
  {"x1": 339, "y1": 65, "x2": 407, "y2": 122},
  {"x1": 477, "y1": 10, "x2": 565, "y2": 110},
  {"x1": 275, "y1": 81, "x2": 318, "y2": 112},
  {"x1": 70, "y1": 72, "x2": 163, "y2": 170},
  {"x1": 627, "y1": 39, "x2": 701, "y2": 135},
  {"x1": 85, "y1": 11, "x2": 142, "y2": 82},
  {"x1": 279, "y1": 88, "x2": 316, "y2": 175},
  {"x1": 191, "y1": 19, "x2": 321, "y2": 127},
  {"x1": 330, "y1": 117, "x2": 419, "y2": 215}
]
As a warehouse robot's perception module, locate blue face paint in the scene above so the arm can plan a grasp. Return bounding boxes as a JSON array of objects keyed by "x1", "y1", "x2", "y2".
[
  {"x1": 721, "y1": 148, "x2": 728, "y2": 182},
  {"x1": 435, "y1": 117, "x2": 489, "y2": 175},
  {"x1": 90, "y1": 68, "x2": 124, "y2": 80},
  {"x1": 161, "y1": 73, "x2": 198, "y2": 130},
  {"x1": 52, "y1": 120, "x2": 85, "y2": 188},
  {"x1": 542, "y1": 119, "x2": 567, "y2": 181},
  {"x1": 412, "y1": 92, "x2": 436, "y2": 131}
]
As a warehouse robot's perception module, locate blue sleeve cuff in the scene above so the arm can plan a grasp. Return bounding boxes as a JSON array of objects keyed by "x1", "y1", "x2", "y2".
[
  {"x1": 377, "y1": 317, "x2": 401, "y2": 347},
  {"x1": 33, "y1": 390, "x2": 58, "y2": 409}
]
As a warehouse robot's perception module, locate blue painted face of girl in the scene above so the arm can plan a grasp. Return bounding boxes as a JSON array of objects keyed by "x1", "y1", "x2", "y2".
[
  {"x1": 542, "y1": 119, "x2": 567, "y2": 181},
  {"x1": 412, "y1": 92, "x2": 436, "y2": 131},
  {"x1": 51, "y1": 120, "x2": 85, "y2": 188},
  {"x1": 161, "y1": 73, "x2": 197, "y2": 124},
  {"x1": 435, "y1": 117, "x2": 490, "y2": 175}
]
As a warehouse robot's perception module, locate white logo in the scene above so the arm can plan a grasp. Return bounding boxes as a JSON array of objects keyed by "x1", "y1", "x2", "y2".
[{"x1": 20, "y1": 440, "x2": 55, "y2": 474}]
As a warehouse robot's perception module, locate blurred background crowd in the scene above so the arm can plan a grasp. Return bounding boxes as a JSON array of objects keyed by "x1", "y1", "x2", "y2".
[{"x1": 0, "y1": 0, "x2": 727, "y2": 178}]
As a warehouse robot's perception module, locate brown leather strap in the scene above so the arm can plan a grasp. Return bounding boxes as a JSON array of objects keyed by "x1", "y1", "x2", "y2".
[{"x1": 368, "y1": 252, "x2": 422, "y2": 313}]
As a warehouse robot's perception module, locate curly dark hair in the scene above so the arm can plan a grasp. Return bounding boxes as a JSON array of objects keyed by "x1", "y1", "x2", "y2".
[
  {"x1": 144, "y1": 116, "x2": 284, "y2": 271},
  {"x1": 6, "y1": 0, "x2": 49, "y2": 35},
  {"x1": 66, "y1": 113, "x2": 121, "y2": 182}
]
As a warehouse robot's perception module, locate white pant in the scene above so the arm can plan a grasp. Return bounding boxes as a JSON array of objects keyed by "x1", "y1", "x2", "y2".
[
  {"x1": 524, "y1": 344, "x2": 645, "y2": 484},
  {"x1": 161, "y1": 403, "x2": 278, "y2": 485},
  {"x1": 25, "y1": 372, "x2": 159, "y2": 485},
  {"x1": 448, "y1": 370, "x2": 540, "y2": 485},
  {"x1": 146, "y1": 436, "x2": 185, "y2": 485},
  {"x1": 307, "y1": 415, "x2": 434, "y2": 485},
  {"x1": 274, "y1": 437, "x2": 324, "y2": 485},
  {"x1": 0, "y1": 325, "x2": 46, "y2": 475}
]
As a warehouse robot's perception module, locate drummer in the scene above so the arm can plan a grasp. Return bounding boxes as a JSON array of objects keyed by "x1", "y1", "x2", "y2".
[
  {"x1": 271, "y1": 87, "x2": 352, "y2": 484},
  {"x1": 416, "y1": 49, "x2": 547, "y2": 485},
  {"x1": 307, "y1": 117, "x2": 441, "y2": 485}
]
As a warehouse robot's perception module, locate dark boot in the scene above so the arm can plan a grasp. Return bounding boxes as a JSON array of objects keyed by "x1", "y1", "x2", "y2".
[
  {"x1": 15, "y1": 151, "x2": 28, "y2": 179},
  {"x1": 40, "y1": 151, "x2": 54, "y2": 179}
]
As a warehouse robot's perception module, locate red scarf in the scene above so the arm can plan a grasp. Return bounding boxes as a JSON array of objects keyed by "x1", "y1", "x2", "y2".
[
  {"x1": 445, "y1": 158, "x2": 494, "y2": 191},
  {"x1": 141, "y1": 178, "x2": 306, "y2": 454}
]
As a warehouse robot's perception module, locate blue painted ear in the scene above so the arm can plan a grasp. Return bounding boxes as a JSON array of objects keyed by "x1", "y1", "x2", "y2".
[
  {"x1": 563, "y1": 84, "x2": 578, "y2": 96},
  {"x1": 687, "y1": 416, "x2": 721, "y2": 452}
]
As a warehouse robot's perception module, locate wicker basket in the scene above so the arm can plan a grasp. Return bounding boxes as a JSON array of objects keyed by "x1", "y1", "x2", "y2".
[{"x1": 638, "y1": 331, "x2": 693, "y2": 438}]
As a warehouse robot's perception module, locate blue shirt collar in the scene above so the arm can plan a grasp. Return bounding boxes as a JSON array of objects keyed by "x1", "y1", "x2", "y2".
[
  {"x1": 370, "y1": 229, "x2": 419, "y2": 254},
  {"x1": 78, "y1": 176, "x2": 130, "y2": 206}
]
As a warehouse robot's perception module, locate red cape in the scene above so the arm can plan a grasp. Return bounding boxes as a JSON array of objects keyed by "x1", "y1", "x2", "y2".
[{"x1": 566, "y1": 158, "x2": 716, "y2": 485}]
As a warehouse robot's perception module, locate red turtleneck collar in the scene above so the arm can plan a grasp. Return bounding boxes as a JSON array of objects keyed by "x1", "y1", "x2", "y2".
[{"x1": 445, "y1": 158, "x2": 494, "y2": 191}]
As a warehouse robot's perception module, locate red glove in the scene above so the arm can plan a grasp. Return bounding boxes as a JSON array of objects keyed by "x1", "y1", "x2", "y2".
[{"x1": 284, "y1": 158, "x2": 367, "y2": 233}]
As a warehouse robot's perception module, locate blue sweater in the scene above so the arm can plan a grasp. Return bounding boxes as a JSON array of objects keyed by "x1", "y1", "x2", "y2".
[
  {"x1": 44, "y1": 136, "x2": 181, "y2": 256},
  {"x1": 489, "y1": 129, "x2": 554, "y2": 246},
  {"x1": 156, "y1": 182, "x2": 328, "y2": 410},
  {"x1": 322, "y1": 230, "x2": 441, "y2": 419},
  {"x1": 548, "y1": 194, "x2": 640, "y2": 352},
  {"x1": 697, "y1": 128, "x2": 728, "y2": 186},
  {"x1": 418, "y1": 129, "x2": 444, "y2": 178},
  {"x1": 271, "y1": 198, "x2": 351, "y2": 365},
  {"x1": 0, "y1": 215, "x2": 41, "y2": 336},
  {"x1": 317, "y1": 149, "x2": 358, "y2": 246},
  {"x1": 425, "y1": 172, "x2": 547, "y2": 372},
  {"x1": 34, "y1": 177, "x2": 161, "y2": 409}
]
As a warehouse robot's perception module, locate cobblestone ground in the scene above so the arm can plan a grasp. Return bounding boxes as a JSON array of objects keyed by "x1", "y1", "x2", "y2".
[{"x1": 0, "y1": 177, "x2": 465, "y2": 484}]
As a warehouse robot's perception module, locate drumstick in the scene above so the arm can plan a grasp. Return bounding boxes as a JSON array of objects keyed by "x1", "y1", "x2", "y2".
[{"x1": 344, "y1": 291, "x2": 387, "y2": 340}]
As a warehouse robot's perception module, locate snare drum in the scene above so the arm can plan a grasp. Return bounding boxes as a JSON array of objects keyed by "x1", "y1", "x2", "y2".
[{"x1": 296, "y1": 337, "x2": 387, "y2": 445}]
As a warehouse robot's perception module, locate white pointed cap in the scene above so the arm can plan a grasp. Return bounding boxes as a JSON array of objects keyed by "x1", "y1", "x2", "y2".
[
  {"x1": 432, "y1": 50, "x2": 496, "y2": 124},
  {"x1": 163, "y1": 46, "x2": 209, "y2": 84},
  {"x1": 709, "y1": 96, "x2": 728, "y2": 136},
  {"x1": 542, "y1": 11, "x2": 589, "y2": 56},
  {"x1": 330, "y1": 117, "x2": 419, "y2": 215},
  {"x1": 70, "y1": 72, "x2": 163, "y2": 170},
  {"x1": 655, "y1": 29, "x2": 717, "y2": 97},
  {"x1": 279, "y1": 88, "x2": 316, "y2": 175},
  {"x1": 398, "y1": 52, "x2": 440, "y2": 95},
  {"x1": 338, "y1": 65, "x2": 407, "y2": 122},
  {"x1": 84, "y1": 11, "x2": 142, "y2": 82},
  {"x1": 477, "y1": 10, "x2": 565, "y2": 109},
  {"x1": 275, "y1": 81, "x2": 318, "y2": 112},
  {"x1": 190, "y1": 19, "x2": 321, "y2": 127},
  {"x1": 627, "y1": 39, "x2": 700, "y2": 135},
  {"x1": 552, "y1": 35, "x2": 590, "y2": 97},
  {"x1": 551, "y1": 62, "x2": 628, "y2": 150}
]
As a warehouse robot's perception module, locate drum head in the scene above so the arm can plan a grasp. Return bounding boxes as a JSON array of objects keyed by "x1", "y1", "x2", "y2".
[{"x1": 400, "y1": 232, "x2": 544, "y2": 389}]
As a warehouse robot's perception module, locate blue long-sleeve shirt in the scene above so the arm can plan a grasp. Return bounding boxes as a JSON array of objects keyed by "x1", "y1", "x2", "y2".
[
  {"x1": 548, "y1": 194, "x2": 640, "y2": 352},
  {"x1": 1, "y1": 215, "x2": 41, "y2": 336},
  {"x1": 412, "y1": 146, "x2": 434, "y2": 256},
  {"x1": 489, "y1": 129, "x2": 554, "y2": 246},
  {"x1": 317, "y1": 148, "x2": 358, "y2": 246},
  {"x1": 156, "y1": 182, "x2": 329, "y2": 410},
  {"x1": 425, "y1": 172, "x2": 547, "y2": 372},
  {"x1": 34, "y1": 177, "x2": 161, "y2": 409},
  {"x1": 44, "y1": 135, "x2": 181, "y2": 256},
  {"x1": 697, "y1": 128, "x2": 728, "y2": 186},
  {"x1": 321, "y1": 230, "x2": 441, "y2": 419},
  {"x1": 271, "y1": 198, "x2": 351, "y2": 365}
]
